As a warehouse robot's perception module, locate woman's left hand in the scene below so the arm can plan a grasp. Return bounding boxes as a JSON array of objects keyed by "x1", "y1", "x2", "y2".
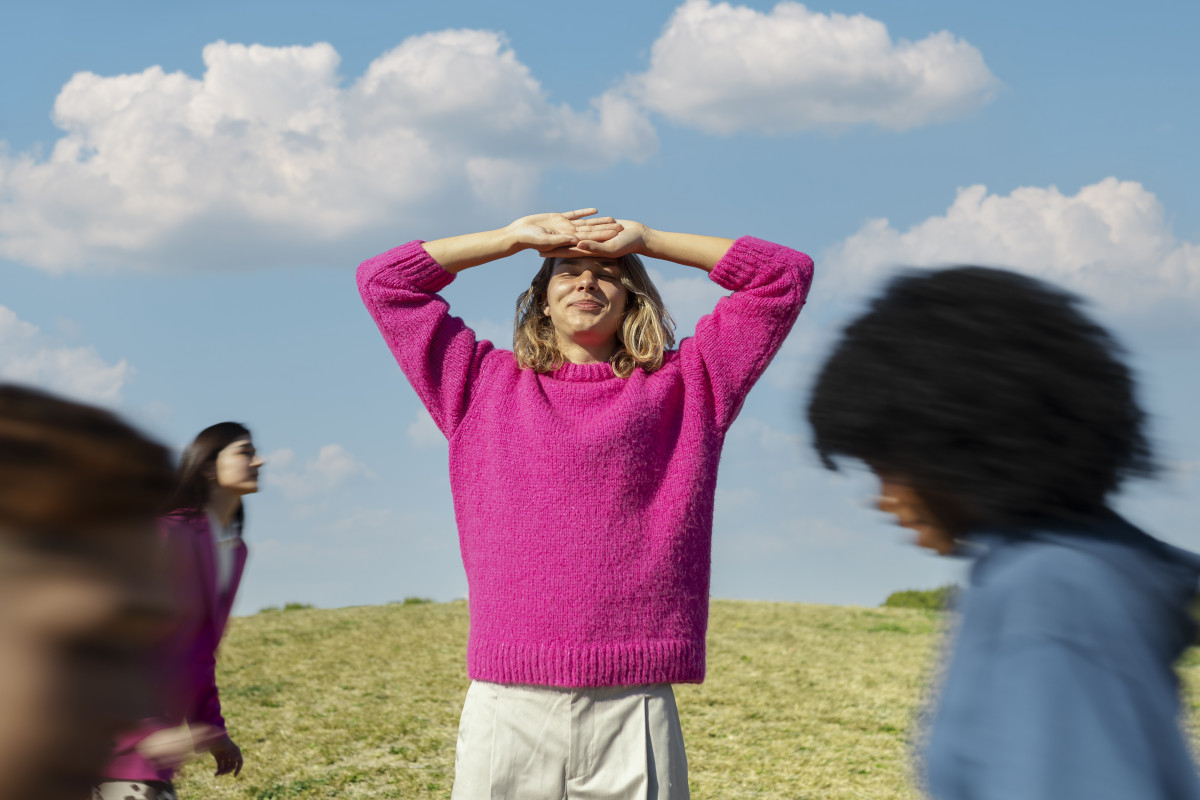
[
  {"x1": 210, "y1": 734, "x2": 244, "y2": 777},
  {"x1": 540, "y1": 220, "x2": 649, "y2": 259}
]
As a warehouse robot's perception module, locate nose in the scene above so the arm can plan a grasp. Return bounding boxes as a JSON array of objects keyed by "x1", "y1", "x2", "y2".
[{"x1": 574, "y1": 271, "x2": 599, "y2": 291}]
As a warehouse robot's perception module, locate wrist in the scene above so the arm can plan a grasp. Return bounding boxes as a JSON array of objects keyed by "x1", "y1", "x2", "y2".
[
  {"x1": 499, "y1": 222, "x2": 529, "y2": 256},
  {"x1": 638, "y1": 226, "x2": 659, "y2": 258}
]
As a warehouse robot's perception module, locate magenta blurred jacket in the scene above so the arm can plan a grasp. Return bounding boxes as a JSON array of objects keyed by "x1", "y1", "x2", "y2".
[{"x1": 104, "y1": 510, "x2": 248, "y2": 782}]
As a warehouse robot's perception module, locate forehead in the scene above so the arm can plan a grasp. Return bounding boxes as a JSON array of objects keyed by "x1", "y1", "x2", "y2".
[{"x1": 552, "y1": 257, "x2": 621, "y2": 273}]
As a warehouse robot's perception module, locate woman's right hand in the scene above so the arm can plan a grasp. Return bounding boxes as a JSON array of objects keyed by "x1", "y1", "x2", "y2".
[
  {"x1": 505, "y1": 209, "x2": 622, "y2": 254},
  {"x1": 423, "y1": 209, "x2": 622, "y2": 273},
  {"x1": 135, "y1": 722, "x2": 221, "y2": 769}
]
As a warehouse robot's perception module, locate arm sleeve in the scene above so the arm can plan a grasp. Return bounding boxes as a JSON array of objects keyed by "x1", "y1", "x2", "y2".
[
  {"x1": 356, "y1": 241, "x2": 494, "y2": 438},
  {"x1": 680, "y1": 236, "x2": 813, "y2": 431},
  {"x1": 962, "y1": 637, "x2": 1169, "y2": 800},
  {"x1": 190, "y1": 651, "x2": 227, "y2": 734}
]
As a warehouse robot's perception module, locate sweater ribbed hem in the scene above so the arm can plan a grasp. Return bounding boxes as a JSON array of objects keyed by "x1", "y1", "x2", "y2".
[{"x1": 468, "y1": 638, "x2": 706, "y2": 688}]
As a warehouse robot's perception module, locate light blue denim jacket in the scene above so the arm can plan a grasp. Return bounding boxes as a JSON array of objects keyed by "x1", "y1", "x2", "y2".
[{"x1": 924, "y1": 516, "x2": 1200, "y2": 800}]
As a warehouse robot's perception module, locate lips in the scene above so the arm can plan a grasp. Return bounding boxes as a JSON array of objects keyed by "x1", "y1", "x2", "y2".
[{"x1": 570, "y1": 300, "x2": 602, "y2": 311}]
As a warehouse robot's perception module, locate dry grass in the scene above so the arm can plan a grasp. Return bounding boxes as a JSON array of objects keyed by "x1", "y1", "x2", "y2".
[{"x1": 175, "y1": 599, "x2": 1200, "y2": 799}]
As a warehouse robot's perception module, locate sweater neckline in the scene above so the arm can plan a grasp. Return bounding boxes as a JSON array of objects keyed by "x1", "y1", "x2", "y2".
[{"x1": 548, "y1": 361, "x2": 619, "y2": 382}]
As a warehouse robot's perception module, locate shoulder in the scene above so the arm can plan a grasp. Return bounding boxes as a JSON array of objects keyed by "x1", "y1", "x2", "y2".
[{"x1": 967, "y1": 533, "x2": 1154, "y2": 642}]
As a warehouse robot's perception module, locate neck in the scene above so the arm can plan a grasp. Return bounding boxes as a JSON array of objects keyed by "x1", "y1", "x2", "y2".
[
  {"x1": 207, "y1": 486, "x2": 242, "y2": 528},
  {"x1": 556, "y1": 335, "x2": 617, "y2": 365}
]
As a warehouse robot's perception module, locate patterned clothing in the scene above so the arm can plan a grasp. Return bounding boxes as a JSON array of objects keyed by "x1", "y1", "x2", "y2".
[{"x1": 94, "y1": 780, "x2": 177, "y2": 800}]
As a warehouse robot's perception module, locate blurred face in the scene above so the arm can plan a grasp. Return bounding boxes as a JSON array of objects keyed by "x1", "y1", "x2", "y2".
[
  {"x1": 0, "y1": 522, "x2": 167, "y2": 800},
  {"x1": 212, "y1": 437, "x2": 263, "y2": 496},
  {"x1": 873, "y1": 472, "x2": 959, "y2": 556},
  {"x1": 543, "y1": 258, "x2": 628, "y2": 356}
]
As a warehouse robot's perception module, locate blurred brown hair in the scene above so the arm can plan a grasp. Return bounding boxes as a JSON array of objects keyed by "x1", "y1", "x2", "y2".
[{"x1": 0, "y1": 384, "x2": 174, "y2": 534}]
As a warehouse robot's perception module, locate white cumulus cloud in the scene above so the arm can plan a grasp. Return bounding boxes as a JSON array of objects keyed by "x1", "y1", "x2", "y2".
[
  {"x1": 823, "y1": 177, "x2": 1200, "y2": 315},
  {"x1": 265, "y1": 443, "x2": 374, "y2": 500},
  {"x1": 0, "y1": 305, "x2": 131, "y2": 403},
  {"x1": 631, "y1": 0, "x2": 997, "y2": 135},
  {"x1": 0, "y1": 33, "x2": 657, "y2": 273}
]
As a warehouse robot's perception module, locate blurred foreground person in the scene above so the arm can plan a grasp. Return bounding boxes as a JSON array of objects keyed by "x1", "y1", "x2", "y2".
[
  {"x1": 97, "y1": 423, "x2": 262, "y2": 800},
  {"x1": 807, "y1": 267, "x2": 1200, "y2": 800},
  {"x1": 0, "y1": 384, "x2": 174, "y2": 800}
]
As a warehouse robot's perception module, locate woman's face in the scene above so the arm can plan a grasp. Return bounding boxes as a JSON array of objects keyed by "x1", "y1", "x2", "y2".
[
  {"x1": 543, "y1": 258, "x2": 629, "y2": 353},
  {"x1": 212, "y1": 437, "x2": 263, "y2": 496},
  {"x1": 873, "y1": 471, "x2": 959, "y2": 556}
]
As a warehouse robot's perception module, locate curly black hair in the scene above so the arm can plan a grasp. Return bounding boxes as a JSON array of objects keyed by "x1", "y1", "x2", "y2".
[{"x1": 806, "y1": 266, "x2": 1155, "y2": 528}]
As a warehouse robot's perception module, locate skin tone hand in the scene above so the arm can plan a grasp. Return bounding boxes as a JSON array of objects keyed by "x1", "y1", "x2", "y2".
[
  {"x1": 136, "y1": 723, "x2": 221, "y2": 770},
  {"x1": 539, "y1": 220, "x2": 650, "y2": 260},
  {"x1": 209, "y1": 734, "x2": 243, "y2": 777},
  {"x1": 542, "y1": 220, "x2": 734, "y2": 273},
  {"x1": 423, "y1": 209, "x2": 622, "y2": 274},
  {"x1": 510, "y1": 210, "x2": 623, "y2": 255}
]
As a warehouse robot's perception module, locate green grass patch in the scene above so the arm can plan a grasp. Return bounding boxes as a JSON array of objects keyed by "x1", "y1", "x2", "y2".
[{"x1": 175, "y1": 599, "x2": 1200, "y2": 799}]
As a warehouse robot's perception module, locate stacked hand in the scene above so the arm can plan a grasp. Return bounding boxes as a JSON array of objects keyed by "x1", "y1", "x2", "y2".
[
  {"x1": 507, "y1": 209, "x2": 646, "y2": 259},
  {"x1": 136, "y1": 724, "x2": 242, "y2": 777}
]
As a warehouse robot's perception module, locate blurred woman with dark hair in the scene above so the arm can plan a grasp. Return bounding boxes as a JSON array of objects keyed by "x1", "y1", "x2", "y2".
[
  {"x1": 807, "y1": 266, "x2": 1200, "y2": 799},
  {"x1": 96, "y1": 423, "x2": 263, "y2": 800}
]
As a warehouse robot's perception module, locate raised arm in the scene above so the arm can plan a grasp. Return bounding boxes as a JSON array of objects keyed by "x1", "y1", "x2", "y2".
[
  {"x1": 358, "y1": 209, "x2": 620, "y2": 437},
  {"x1": 539, "y1": 219, "x2": 734, "y2": 273},
  {"x1": 423, "y1": 209, "x2": 622, "y2": 273}
]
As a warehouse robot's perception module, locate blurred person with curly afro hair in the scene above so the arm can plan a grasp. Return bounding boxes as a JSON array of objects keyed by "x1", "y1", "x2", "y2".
[{"x1": 807, "y1": 266, "x2": 1200, "y2": 800}]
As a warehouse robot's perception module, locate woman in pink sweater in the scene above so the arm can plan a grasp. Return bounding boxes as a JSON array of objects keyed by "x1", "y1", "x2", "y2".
[{"x1": 358, "y1": 209, "x2": 813, "y2": 799}]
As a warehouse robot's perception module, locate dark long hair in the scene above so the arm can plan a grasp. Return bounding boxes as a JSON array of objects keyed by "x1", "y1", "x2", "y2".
[{"x1": 167, "y1": 422, "x2": 252, "y2": 531}]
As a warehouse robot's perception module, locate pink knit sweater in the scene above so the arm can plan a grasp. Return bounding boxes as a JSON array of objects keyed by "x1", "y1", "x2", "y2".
[{"x1": 358, "y1": 237, "x2": 813, "y2": 687}]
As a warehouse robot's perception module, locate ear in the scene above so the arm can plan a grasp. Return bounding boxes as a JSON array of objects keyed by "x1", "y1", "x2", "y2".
[{"x1": 543, "y1": 306, "x2": 550, "y2": 316}]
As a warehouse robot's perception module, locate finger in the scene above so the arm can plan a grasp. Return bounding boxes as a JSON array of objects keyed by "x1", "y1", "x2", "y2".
[
  {"x1": 536, "y1": 233, "x2": 578, "y2": 246},
  {"x1": 576, "y1": 228, "x2": 621, "y2": 243},
  {"x1": 575, "y1": 239, "x2": 617, "y2": 254},
  {"x1": 560, "y1": 208, "x2": 599, "y2": 221},
  {"x1": 572, "y1": 216, "x2": 616, "y2": 227},
  {"x1": 234, "y1": 757, "x2": 243, "y2": 777},
  {"x1": 537, "y1": 246, "x2": 592, "y2": 259},
  {"x1": 572, "y1": 222, "x2": 621, "y2": 233}
]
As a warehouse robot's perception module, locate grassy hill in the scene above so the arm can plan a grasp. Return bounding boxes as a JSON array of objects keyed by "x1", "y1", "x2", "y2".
[{"x1": 176, "y1": 599, "x2": 1200, "y2": 799}]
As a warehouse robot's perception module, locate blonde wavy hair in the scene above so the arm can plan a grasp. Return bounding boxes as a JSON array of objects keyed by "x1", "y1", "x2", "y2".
[{"x1": 513, "y1": 254, "x2": 676, "y2": 378}]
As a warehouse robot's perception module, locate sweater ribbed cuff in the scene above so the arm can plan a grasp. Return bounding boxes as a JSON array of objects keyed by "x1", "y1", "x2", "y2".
[
  {"x1": 467, "y1": 638, "x2": 706, "y2": 688},
  {"x1": 709, "y1": 235, "x2": 784, "y2": 292},
  {"x1": 364, "y1": 240, "x2": 456, "y2": 293}
]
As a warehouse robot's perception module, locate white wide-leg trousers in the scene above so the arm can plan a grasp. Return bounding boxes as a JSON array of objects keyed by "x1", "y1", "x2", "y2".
[{"x1": 450, "y1": 681, "x2": 689, "y2": 800}]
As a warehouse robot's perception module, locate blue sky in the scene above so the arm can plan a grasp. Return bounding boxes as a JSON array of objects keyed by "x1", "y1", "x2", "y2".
[{"x1": 3, "y1": 0, "x2": 1197, "y2": 614}]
